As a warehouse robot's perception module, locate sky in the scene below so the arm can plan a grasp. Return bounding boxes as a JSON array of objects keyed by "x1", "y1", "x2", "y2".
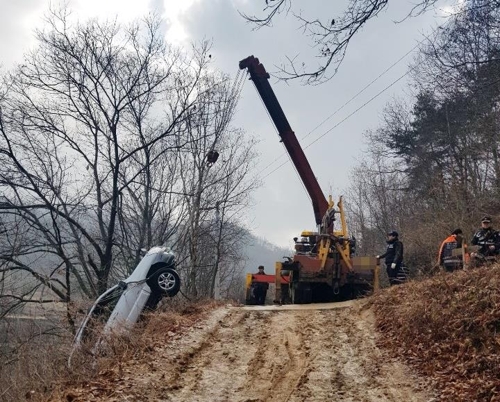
[{"x1": 0, "y1": 0, "x2": 457, "y2": 248}]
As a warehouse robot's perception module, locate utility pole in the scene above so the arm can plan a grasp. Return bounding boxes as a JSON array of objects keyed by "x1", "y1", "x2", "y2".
[
  {"x1": 213, "y1": 201, "x2": 221, "y2": 300},
  {"x1": 204, "y1": 148, "x2": 221, "y2": 299}
]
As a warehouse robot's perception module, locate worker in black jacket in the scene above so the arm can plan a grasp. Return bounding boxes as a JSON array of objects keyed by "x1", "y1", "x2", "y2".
[
  {"x1": 377, "y1": 231, "x2": 404, "y2": 286},
  {"x1": 470, "y1": 216, "x2": 500, "y2": 263},
  {"x1": 251, "y1": 265, "x2": 269, "y2": 305}
]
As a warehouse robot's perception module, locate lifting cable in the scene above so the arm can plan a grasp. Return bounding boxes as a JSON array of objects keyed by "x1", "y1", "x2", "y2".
[
  {"x1": 204, "y1": 67, "x2": 246, "y2": 160},
  {"x1": 228, "y1": 67, "x2": 247, "y2": 121}
]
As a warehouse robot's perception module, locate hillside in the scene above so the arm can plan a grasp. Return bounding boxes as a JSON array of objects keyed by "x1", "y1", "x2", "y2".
[
  {"x1": 371, "y1": 265, "x2": 500, "y2": 401},
  {"x1": 51, "y1": 302, "x2": 434, "y2": 402},
  {"x1": 5, "y1": 265, "x2": 500, "y2": 402}
]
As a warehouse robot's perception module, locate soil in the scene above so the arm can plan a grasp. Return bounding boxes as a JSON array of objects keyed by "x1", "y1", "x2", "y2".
[{"x1": 63, "y1": 301, "x2": 435, "y2": 402}]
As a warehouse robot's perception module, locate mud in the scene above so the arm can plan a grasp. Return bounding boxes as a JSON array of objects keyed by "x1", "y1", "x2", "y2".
[{"x1": 69, "y1": 302, "x2": 434, "y2": 402}]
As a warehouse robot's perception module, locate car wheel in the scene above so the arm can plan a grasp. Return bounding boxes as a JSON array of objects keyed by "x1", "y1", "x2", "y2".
[{"x1": 147, "y1": 268, "x2": 181, "y2": 297}]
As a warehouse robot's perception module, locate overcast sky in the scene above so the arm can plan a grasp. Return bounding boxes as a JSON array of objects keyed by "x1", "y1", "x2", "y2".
[{"x1": 0, "y1": 0, "x2": 455, "y2": 247}]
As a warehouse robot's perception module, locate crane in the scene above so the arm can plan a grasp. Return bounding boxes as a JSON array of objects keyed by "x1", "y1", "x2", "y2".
[{"x1": 240, "y1": 56, "x2": 379, "y2": 304}]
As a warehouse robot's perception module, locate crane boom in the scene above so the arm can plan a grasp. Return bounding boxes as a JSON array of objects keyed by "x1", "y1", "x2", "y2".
[{"x1": 239, "y1": 55, "x2": 329, "y2": 226}]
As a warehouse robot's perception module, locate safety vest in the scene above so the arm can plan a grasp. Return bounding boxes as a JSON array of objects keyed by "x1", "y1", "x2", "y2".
[{"x1": 437, "y1": 235, "x2": 469, "y2": 265}]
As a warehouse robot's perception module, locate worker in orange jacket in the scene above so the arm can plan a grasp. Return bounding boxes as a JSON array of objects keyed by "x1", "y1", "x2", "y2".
[{"x1": 437, "y1": 229, "x2": 468, "y2": 272}]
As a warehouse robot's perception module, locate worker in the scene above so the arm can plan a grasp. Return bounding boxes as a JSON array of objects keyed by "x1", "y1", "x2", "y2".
[
  {"x1": 437, "y1": 229, "x2": 467, "y2": 272},
  {"x1": 251, "y1": 265, "x2": 269, "y2": 305},
  {"x1": 376, "y1": 231, "x2": 404, "y2": 286},
  {"x1": 470, "y1": 216, "x2": 500, "y2": 265}
]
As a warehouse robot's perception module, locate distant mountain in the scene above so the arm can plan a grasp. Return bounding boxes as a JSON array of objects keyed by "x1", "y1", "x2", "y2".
[{"x1": 243, "y1": 233, "x2": 293, "y2": 274}]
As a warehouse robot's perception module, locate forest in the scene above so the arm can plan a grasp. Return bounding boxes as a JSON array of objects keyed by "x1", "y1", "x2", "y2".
[{"x1": 345, "y1": 0, "x2": 500, "y2": 272}]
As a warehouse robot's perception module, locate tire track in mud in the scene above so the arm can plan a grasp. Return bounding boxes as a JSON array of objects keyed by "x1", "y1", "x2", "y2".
[
  {"x1": 242, "y1": 312, "x2": 306, "y2": 402},
  {"x1": 288, "y1": 309, "x2": 372, "y2": 401},
  {"x1": 83, "y1": 303, "x2": 434, "y2": 402},
  {"x1": 285, "y1": 307, "x2": 431, "y2": 402},
  {"x1": 164, "y1": 310, "x2": 275, "y2": 402}
]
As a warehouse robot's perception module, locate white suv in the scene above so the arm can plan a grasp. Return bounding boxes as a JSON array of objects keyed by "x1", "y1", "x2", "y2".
[{"x1": 71, "y1": 247, "x2": 180, "y2": 351}]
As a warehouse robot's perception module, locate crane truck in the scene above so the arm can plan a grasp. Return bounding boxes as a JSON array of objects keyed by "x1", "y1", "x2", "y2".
[{"x1": 241, "y1": 56, "x2": 379, "y2": 304}]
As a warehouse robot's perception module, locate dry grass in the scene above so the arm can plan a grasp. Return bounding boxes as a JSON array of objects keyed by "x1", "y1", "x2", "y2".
[
  {"x1": 0, "y1": 297, "x2": 224, "y2": 402},
  {"x1": 45, "y1": 298, "x2": 224, "y2": 402},
  {"x1": 0, "y1": 317, "x2": 72, "y2": 402},
  {"x1": 371, "y1": 265, "x2": 500, "y2": 401}
]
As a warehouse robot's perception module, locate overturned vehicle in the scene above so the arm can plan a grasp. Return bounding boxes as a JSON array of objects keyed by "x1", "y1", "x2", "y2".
[{"x1": 71, "y1": 247, "x2": 180, "y2": 357}]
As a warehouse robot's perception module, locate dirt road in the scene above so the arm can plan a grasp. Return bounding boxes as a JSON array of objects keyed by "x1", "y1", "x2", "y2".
[{"x1": 73, "y1": 302, "x2": 434, "y2": 402}]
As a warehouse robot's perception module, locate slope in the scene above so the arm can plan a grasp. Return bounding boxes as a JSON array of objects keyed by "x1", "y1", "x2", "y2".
[
  {"x1": 56, "y1": 302, "x2": 434, "y2": 402},
  {"x1": 372, "y1": 264, "x2": 500, "y2": 401},
  {"x1": 48, "y1": 263, "x2": 500, "y2": 402}
]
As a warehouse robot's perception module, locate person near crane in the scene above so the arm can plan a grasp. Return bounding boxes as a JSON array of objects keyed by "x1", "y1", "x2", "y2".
[
  {"x1": 437, "y1": 229, "x2": 467, "y2": 272},
  {"x1": 251, "y1": 266, "x2": 269, "y2": 305},
  {"x1": 470, "y1": 216, "x2": 500, "y2": 265},
  {"x1": 376, "y1": 231, "x2": 404, "y2": 286}
]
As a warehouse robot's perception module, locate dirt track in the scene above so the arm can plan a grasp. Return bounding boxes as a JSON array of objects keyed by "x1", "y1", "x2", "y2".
[{"x1": 73, "y1": 302, "x2": 434, "y2": 402}]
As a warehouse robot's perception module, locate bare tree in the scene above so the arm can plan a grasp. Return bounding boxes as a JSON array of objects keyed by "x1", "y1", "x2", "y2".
[
  {"x1": 0, "y1": 8, "x2": 220, "y2": 323},
  {"x1": 241, "y1": 0, "x2": 498, "y2": 83},
  {"x1": 204, "y1": 130, "x2": 258, "y2": 299},
  {"x1": 345, "y1": 1, "x2": 500, "y2": 272},
  {"x1": 412, "y1": 0, "x2": 500, "y2": 95},
  {"x1": 173, "y1": 72, "x2": 258, "y2": 299}
]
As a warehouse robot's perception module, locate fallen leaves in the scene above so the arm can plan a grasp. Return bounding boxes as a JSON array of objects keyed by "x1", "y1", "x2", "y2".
[{"x1": 372, "y1": 265, "x2": 500, "y2": 401}]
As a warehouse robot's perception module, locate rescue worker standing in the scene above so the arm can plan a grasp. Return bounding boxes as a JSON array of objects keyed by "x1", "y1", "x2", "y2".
[
  {"x1": 377, "y1": 231, "x2": 404, "y2": 286},
  {"x1": 437, "y1": 229, "x2": 467, "y2": 272},
  {"x1": 471, "y1": 216, "x2": 500, "y2": 263},
  {"x1": 251, "y1": 265, "x2": 269, "y2": 305}
]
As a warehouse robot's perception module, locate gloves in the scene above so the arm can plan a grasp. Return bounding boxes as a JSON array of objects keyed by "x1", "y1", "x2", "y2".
[
  {"x1": 391, "y1": 263, "x2": 396, "y2": 269},
  {"x1": 489, "y1": 245, "x2": 496, "y2": 250},
  {"x1": 376, "y1": 255, "x2": 380, "y2": 259}
]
